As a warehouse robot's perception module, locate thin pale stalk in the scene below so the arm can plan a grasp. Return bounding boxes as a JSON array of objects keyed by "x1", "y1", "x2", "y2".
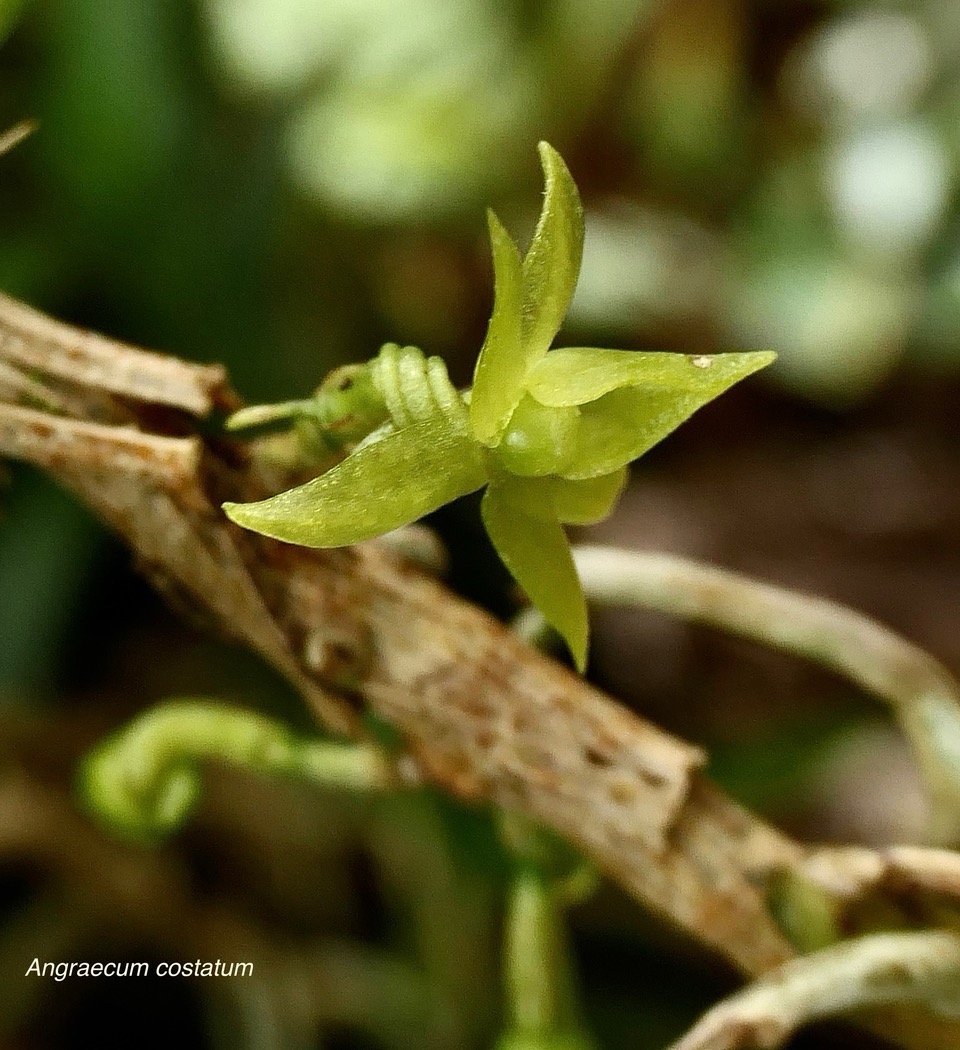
[{"x1": 573, "y1": 545, "x2": 960, "y2": 843}]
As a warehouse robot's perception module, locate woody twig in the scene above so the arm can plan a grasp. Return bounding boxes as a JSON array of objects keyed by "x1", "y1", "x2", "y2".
[{"x1": 4, "y1": 292, "x2": 960, "y2": 1047}]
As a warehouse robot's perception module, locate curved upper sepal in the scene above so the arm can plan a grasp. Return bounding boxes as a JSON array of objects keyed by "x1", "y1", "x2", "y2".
[
  {"x1": 482, "y1": 484, "x2": 588, "y2": 671},
  {"x1": 471, "y1": 144, "x2": 586, "y2": 446},
  {"x1": 469, "y1": 212, "x2": 526, "y2": 445},
  {"x1": 224, "y1": 419, "x2": 487, "y2": 547},
  {"x1": 521, "y1": 143, "x2": 585, "y2": 362}
]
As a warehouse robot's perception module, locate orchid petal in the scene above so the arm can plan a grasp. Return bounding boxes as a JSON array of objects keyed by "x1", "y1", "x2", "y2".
[
  {"x1": 481, "y1": 483, "x2": 588, "y2": 671},
  {"x1": 470, "y1": 211, "x2": 526, "y2": 445},
  {"x1": 520, "y1": 143, "x2": 585, "y2": 361},
  {"x1": 527, "y1": 349, "x2": 777, "y2": 408},
  {"x1": 225, "y1": 419, "x2": 486, "y2": 547},
  {"x1": 560, "y1": 382, "x2": 744, "y2": 480}
]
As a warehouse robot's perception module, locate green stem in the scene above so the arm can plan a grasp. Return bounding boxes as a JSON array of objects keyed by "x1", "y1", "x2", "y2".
[
  {"x1": 499, "y1": 868, "x2": 594, "y2": 1050},
  {"x1": 496, "y1": 813, "x2": 597, "y2": 1050}
]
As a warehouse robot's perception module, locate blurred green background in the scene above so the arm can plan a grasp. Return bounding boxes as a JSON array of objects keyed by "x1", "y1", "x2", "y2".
[{"x1": 3, "y1": 1, "x2": 960, "y2": 1047}]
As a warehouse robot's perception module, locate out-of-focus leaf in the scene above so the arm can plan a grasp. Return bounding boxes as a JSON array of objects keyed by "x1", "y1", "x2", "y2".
[
  {"x1": 919, "y1": 243, "x2": 960, "y2": 361},
  {"x1": 728, "y1": 251, "x2": 913, "y2": 404},
  {"x1": 566, "y1": 206, "x2": 721, "y2": 336},
  {"x1": 41, "y1": 0, "x2": 189, "y2": 215},
  {"x1": 0, "y1": 0, "x2": 27, "y2": 45},
  {"x1": 286, "y1": 86, "x2": 507, "y2": 222},
  {"x1": 826, "y1": 121, "x2": 950, "y2": 260},
  {"x1": 623, "y1": 0, "x2": 747, "y2": 191},
  {"x1": 276, "y1": 0, "x2": 541, "y2": 222},
  {"x1": 536, "y1": 0, "x2": 652, "y2": 122},
  {"x1": 202, "y1": 0, "x2": 650, "y2": 224},
  {"x1": 481, "y1": 484, "x2": 587, "y2": 671},
  {"x1": 202, "y1": 0, "x2": 362, "y2": 96},
  {"x1": 785, "y1": 11, "x2": 935, "y2": 123}
]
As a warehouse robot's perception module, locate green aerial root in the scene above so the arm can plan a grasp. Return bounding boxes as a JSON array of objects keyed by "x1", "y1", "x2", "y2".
[{"x1": 78, "y1": 699, "x2": 393, "y2": 844}]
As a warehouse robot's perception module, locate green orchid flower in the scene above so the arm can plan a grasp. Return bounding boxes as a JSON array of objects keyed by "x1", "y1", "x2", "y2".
[{"x1": 224, "y1": 143, "x2": 775, "y2": 671}]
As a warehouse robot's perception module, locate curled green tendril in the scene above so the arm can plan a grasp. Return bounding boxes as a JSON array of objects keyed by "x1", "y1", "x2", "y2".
[
  {"x1": 78, "y1": 699, "x2": 391, "y2": 844},
  {"x1": 224, "y1": 142, "x2": 775, "y2": 671}
]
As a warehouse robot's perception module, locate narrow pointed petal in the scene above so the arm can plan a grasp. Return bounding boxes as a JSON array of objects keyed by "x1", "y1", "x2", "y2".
[
  {"x1": 520, "y1": 143, "x2": 585, "y2": 361},
  {"x1": 527, "y1": 349, "x2": 777, "y2": 408},
  {"x1": 225, "y1": 420, "x2": 486, "y2": 547},
  {"x1": 469, "y1": 211, "x2": 526, "y2": 445},
  {"x1": 482, "y1": 484, "x2": 588, "y2": 671}
]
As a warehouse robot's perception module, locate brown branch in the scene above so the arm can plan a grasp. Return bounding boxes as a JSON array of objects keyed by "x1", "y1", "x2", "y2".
[
  {"x1": 668, "y1": 929, "x2": 960, "y2": 1050},
  {"x1": 571, "y1": 546, "x2": 960, "y2": 843},
  {"x1": 4, "y1": 293, "x2": 960, "y2": 1042},
  {"x1": 0, "y1": 292, "x2": 230, "y2": 415}
]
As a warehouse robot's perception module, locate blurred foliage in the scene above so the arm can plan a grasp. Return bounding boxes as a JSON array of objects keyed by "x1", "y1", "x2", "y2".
[
  {"x1": 0, "y1": 1, "x2": 27, "y2": 43},
  {"x1": 202, "y1": 0, "x2": 644, "y2": 222},
  {"x1": 2, "y1": 1, "x2": 960, "y2": 1048}
]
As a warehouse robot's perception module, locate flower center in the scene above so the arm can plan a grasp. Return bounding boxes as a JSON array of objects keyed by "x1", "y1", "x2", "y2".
[{"x1": 495, "y1": 395, "x2": 580, "y2": 477}]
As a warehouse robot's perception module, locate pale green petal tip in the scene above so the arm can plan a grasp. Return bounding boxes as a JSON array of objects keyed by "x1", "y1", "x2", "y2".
[
  {"x1": 569, "y1": 618, "x2": 588, "y2": 675},
  {"x1": 222, "y1": 496, "x2": 312, "y2": 546},
  {"x1": 563, "y1": 558, "x2": 590, "y2": 674},
  {"x1": 735, "y1": 348, "x2": 777, "y2": 378},
  {"x1": 520, "y1": 142, "x2": 584, "y2": 361},
  {"x1": 550, "y1": 588, "x2": 588, "y2": 674},
  {"x1": 486, "y1": 206, "x2": 510, "y2": 243},
  {"x1": 222, "y1": 499, "x2": 260, "y2": 531},
  {"x1": 741, "y1": 349, "x2": 777, "y2": 370},
  {"x1": 526, "y1": 572, "x2": 589, "y2": 674},
  {"x1": 536, "y1": 141, "x2": 575, "y2": 192},
  {"x1": 482, "y1": 486, "x2": 589, "y2": 674}
]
